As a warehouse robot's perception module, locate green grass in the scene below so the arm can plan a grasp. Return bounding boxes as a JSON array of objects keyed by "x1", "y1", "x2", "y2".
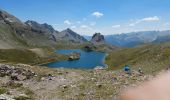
[
  {"x1": 13, "y1": 96, "x2": 31, "y2": 100},
  {"x1": 105, "y1": 43, "x2": 170, "y2": 74},
  {"x1": 7, "y1": 82, "x2": 23, "y2": 89},
  {"x1": 0, "y1": 49, "x2": 40, "y2": 64},
  {"x1": 0, "y1": 48, "x2": 68, "y2": 65},
  {"x1": 0, "y1": 88, "x2": 7, "y2": 94}
]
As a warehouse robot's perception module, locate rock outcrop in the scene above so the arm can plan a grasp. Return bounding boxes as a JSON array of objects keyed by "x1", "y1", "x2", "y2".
[
  {"x1": 91, "y1": 33, "x2": 105, "y2": 44},
  {"x1": 0, "y1": 64, "x2": 35, "y2": 81}
]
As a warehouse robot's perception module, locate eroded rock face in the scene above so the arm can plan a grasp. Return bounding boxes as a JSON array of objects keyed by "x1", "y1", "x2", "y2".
[{"x1": 91, "y1": 33, "x2": 105, "y2": 44}]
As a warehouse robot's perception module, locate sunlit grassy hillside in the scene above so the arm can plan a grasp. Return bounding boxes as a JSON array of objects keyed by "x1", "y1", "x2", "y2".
[{"x1": 106, "y1": 43, "x2": 170, "y2": 74}]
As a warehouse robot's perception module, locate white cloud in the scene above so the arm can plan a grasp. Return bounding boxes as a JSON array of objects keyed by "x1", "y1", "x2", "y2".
[
  {"x1": 128, "y1": 23, "x2": 135, "y2": 27},
  {"x1": 92, "y1": 12, "x2": 104, "y2": 18},
  {"x1": 71, "y1": 25, "x2": 76, "y2": 29},
  {"x1": 64, "y1": 20, "x2": 72, "y2": 25},
  {"x1": 80, "y1": 25, "x2": 92, "y2": 30},
  {"x1": 128, "y1": 16, "x2": 160, "y2": 26},
  {"x1": 112, "y1": 25, "x2": 120, "y2": 28},
  {"x1": 81, "y1": 25, "x2": 89, "y2": 28},
  {"x1": 141, "y1": 16, "x2": 160, "y2": 22},
  {"x1": 90, "y1": 22, "x2": 96, "y2": 26}
]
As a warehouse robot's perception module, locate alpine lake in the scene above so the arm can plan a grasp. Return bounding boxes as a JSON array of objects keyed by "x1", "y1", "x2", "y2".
[{"x1": 45, "y1": 49, "x2": 107, "y2": 69}]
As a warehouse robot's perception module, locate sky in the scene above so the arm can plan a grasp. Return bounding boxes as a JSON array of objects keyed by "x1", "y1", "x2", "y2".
[{"x1": 1, "y1": 0, "x2": 170, "y2": 35}]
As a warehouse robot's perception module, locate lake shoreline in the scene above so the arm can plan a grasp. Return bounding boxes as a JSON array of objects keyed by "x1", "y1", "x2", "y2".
[{"x1": 102, "y1": 53, "x2": 109, "y2": 69}]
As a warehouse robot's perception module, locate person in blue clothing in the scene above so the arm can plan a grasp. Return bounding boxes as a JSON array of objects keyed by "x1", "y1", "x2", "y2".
[{"x1": 124, "y1": 65, "x2": 130, "y2": 73}]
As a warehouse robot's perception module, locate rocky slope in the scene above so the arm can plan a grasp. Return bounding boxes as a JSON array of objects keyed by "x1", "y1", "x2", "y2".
[
  {"x1": 0, "y1": 9, "x2": 56, "y2": 47},
  {"x1": 0, "y1": 63, "x2": 152, "y2": 100},
  {"x1": 0, "y1": 9, "x2": 87, "y2": 49},
  {"x1": 25, "y1": 20, "x2": 58, "y2": 42}
]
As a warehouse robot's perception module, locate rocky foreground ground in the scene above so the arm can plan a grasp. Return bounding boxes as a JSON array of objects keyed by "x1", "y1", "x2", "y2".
[{"x1": 0, "y1": 64, "x2": 153, "y2": 100}]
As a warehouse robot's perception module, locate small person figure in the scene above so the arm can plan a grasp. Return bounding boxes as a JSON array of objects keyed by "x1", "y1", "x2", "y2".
[
  {"x1": 48, "y1": 74, "x2": 53, "y2": 80},
  {"x1": 124, "y1": 65, "x2": 131, "y2": 74},
  {"x1": 124, "y1": 65, "x2": 130, "y2": 71},
  {"x1": 138, "y1": 67, "x2": 143, "y2": 75}
]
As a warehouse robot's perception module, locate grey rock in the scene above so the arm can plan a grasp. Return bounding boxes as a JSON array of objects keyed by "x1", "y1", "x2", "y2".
[{"x1": 91, "y1": 33, "x2": 105, "y2": 44}]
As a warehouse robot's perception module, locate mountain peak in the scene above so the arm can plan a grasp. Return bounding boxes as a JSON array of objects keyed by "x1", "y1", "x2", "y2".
[
  {"x1": 91, "y1": 33, "x2": 105, "y2": 44},
  {"x1": 62, "y1": 28, "x2": 77, "y2": 35},
  {"x1": 0, "y1": 9, "x2": 22, "y2": 24},
  {"x1": 25, "y1": 20, "x2": 38, "y2": 26},
  {"x1": 60, "y1": 28, "x2": 87, "y2": 43},
  {"x1": 65, "y1": 28, "x2": 73, "y2": 32},
  {"x1": 25, "y1": 20, "x2": 56, "y2": 33}
]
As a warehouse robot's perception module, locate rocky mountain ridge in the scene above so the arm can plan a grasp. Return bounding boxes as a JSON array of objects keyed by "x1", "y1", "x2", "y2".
[{"x1": 0, "y1": 9, "x2": 87, "y2": 49}]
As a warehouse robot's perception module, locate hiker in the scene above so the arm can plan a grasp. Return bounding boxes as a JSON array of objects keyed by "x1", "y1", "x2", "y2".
[
  {"x1": 48, "y1": 74, "x2": 53, "y2": 80},
  {"x1": 138, "y1": 67, "x2": 143, "y2": 74},
  {"x1": 124, "y1": 65, "x2": 130, "y2": 74},
  {"x1": 124, "y1": 65, "x2": 130, "y2": 72}
]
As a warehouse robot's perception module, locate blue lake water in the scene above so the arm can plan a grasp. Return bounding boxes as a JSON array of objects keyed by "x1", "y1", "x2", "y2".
[{"x1": 45, "y1": 49, "x2": 106, "y2": 69}]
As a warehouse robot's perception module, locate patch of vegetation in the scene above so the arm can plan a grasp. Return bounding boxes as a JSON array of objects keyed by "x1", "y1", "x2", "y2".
[
  {"x1": 8, "y1": 82, "x2": 23, "y2": 89},
  {"x1": 105, "y1": 43, "x2": 170, "y2": 74},
  {"x1": 13, "y1": 96, "x2": 30, "y2": 100},
  {"x1": 0, "y1": 88, "x2": 7, "y2": 94},
  {"x1": 24, "y1": 88, "x2": 34, "y2": 96},
  {"x1": 80, "y1": 42, "x2": 119, "y2": 53},
  {"x1": 0, "y1": 49, "x2": 40, "y2": 64},
  {"x1": 0, "y1": 47, "x2": 68, "y2": 65}
]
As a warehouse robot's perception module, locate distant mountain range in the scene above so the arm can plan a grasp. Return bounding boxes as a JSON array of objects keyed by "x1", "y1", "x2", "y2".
[
  {"x1": 84, "y1": 31, "x2": 170, "y2": 47},
  {"x1": 1, "y1": 8, "x2": 170, "y2": 49},
  {"x1": 105, "y1": 30, "x2": 170, "y2": 47},
  {"x1": 0, "y1": 9, "x2": 87, "y2": 49}
]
